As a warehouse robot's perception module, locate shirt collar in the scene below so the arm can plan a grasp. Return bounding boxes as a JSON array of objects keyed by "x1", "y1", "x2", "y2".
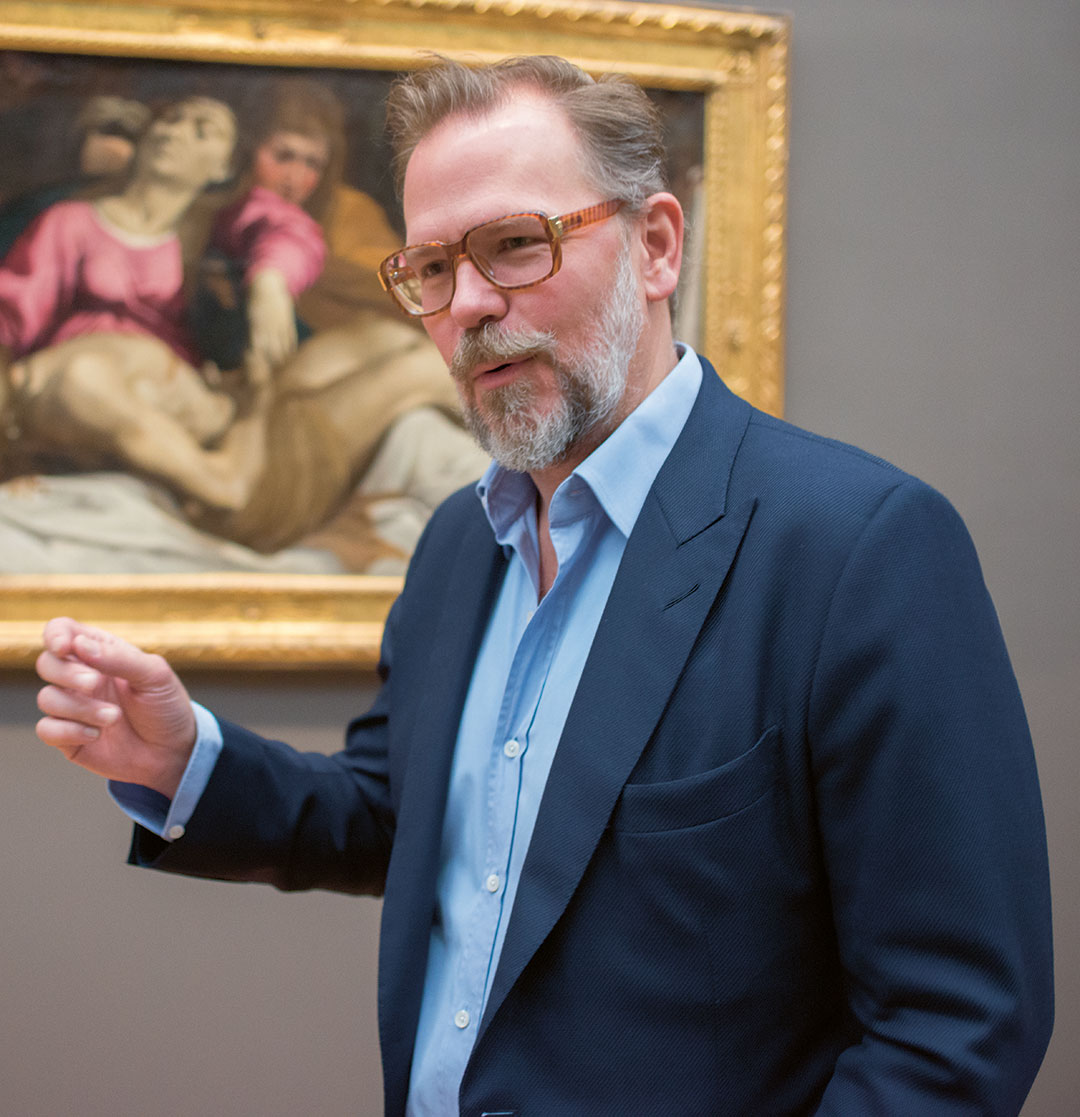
[{"x1": 476, "y1": 345, "x2": 703, "y2": 543}]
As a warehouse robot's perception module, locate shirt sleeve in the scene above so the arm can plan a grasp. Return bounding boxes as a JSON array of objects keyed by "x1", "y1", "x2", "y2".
[{"x1": 107, "y1": 702, "x2": 224, "y2": 840}]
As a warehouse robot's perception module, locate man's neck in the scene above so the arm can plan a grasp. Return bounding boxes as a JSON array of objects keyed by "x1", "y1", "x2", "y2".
[{"x1": 528, "y1": 336, "x2": 680, "y2": 597}]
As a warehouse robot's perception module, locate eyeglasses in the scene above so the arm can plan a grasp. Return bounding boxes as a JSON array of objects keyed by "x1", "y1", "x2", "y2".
[{"x1": 377, "y1": 199, "x2": 624, "y2": 317}]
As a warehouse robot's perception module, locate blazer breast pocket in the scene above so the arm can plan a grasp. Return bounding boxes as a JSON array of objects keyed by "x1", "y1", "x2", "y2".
[{"x1": 609, "y1": 725, "x2": 780, "y2": 834}]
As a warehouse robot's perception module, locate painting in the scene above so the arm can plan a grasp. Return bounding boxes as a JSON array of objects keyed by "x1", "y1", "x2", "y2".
[{"x1": 0, "y1": 0, "x2": 789, "y2": 668}]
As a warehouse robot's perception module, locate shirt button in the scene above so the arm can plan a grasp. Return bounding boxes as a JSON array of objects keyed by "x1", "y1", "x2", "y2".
[
  {"x1": 166, "y1": 824, "x2": 185, "y2": 841},
  {"x1": 454, "y1": 1009, "x2": 470, "y2": 1029},
  {"x1": 486, "y1": 873, "x2": 501, "y2": 893},
  {"x1": 504, "y1": 739, "x2": 521, "y2": 758}
]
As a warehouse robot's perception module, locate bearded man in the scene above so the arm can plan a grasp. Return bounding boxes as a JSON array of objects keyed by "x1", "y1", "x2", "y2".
[{"x1": 34, "y1": 56, "x2": 1052, "y2": 1115}]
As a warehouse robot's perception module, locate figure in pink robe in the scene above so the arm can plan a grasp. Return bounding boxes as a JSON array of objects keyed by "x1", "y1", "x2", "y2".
[
  {"x1": 0, "y1": 199, "x2": 199, "y2": 365},
  {"x1": 193, "y1": 183, "x2": 326, "y2": 370}
]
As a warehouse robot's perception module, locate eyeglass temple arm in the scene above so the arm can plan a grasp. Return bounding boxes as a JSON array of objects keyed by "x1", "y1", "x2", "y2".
[{"x1": 551, "y1": 199, "x2": 624, "y2": 236}]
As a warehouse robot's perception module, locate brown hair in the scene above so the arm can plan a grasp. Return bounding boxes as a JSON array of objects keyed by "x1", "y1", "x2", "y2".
[{"x1": 385, "y1": 55, "x2": 668, "y2": 211}]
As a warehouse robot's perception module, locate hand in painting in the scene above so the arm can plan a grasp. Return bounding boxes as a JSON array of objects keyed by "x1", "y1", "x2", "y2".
[
  {"x1": 35, "y1": 618, "x2": 197, "y2": 800},
  {"x1": 247, "y1": 266, "x2": 299, "y2": 368}
]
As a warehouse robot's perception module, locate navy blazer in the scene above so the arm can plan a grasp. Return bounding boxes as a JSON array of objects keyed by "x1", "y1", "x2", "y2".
[{"x1": 135, "y1": 362, "x2": 1053, "y2": 1115}]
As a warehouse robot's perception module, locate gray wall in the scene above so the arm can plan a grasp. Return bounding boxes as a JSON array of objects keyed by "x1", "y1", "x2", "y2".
[{"x1": 2, "y1": 1, "x2": 1077, "y2": 1112}]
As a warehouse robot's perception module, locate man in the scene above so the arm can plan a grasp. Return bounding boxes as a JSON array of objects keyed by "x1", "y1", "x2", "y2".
[{"x1": 35, "y1": 56, "x2": 1052, "y2": 1115}]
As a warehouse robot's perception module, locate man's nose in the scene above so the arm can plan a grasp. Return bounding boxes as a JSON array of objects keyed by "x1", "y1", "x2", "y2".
[{"x1": 447, "y1": 256, "x2": 509, "y2": 329}]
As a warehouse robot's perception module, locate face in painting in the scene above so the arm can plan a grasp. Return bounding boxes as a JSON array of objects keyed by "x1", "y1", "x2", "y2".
[
  {"x1": 252, "y1": 130, "x2": 330, "y2": 206},
  {"x1": 402, "y1": 95, "x2": 647, "y2": 474},
  {"x1": 137, "y1": 97, "x2": 237, "y2": 191},
  {"x1": 80, "y1": 131, "x2": 137, "y2": 177}
]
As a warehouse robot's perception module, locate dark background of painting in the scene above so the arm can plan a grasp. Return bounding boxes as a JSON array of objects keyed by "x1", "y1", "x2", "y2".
[{"x1": 0, "y1": 51, "x2": 403, "y2": 227}]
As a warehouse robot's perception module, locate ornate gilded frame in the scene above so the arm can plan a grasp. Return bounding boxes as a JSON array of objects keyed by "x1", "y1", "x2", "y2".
[{"x1": 0, "y1": 0, "x2": 788, "y2": 669}]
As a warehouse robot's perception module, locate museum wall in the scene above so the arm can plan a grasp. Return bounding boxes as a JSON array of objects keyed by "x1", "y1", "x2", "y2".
[{"x1": 1, "y1": 0, "x2": 1077, "y2": 1113}]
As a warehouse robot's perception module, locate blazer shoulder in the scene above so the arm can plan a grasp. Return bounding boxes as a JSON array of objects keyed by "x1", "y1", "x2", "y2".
[
  {"x1": 741, "y1": 407, "x2": 930, "y2": 504},
  {"x1": 726, "y1": 405, "x2": 978, "y2": 563},
  {"x1": 405, "y1": 481, "x2": 488, "y2": 570},
  {"x1": 692, "y1": 360, "x2": 920, "y2": 514},
  {"x1": 747, "y1": 408, "x2": 905, "y2": 481}
]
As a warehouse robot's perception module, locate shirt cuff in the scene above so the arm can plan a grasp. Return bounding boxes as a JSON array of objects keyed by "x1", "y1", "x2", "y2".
[{"x1": 107, "y1": 701, "x2": 224, "y2": 841}]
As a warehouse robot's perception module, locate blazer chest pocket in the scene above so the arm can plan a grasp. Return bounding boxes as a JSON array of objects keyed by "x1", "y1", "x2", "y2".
[{"x1": 610, "y1": 725, "x2": 780, "y2": 834}]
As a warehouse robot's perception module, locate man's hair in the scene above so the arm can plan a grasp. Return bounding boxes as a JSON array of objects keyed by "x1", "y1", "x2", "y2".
[{"x1": 384, "y1": 55, "x2": 668, "y2": 210}]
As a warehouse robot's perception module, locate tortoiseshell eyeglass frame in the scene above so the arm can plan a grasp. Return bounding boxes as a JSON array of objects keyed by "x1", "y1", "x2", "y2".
[{"x1": 377, "y1": 199, "x2": 625, "y2": 317}]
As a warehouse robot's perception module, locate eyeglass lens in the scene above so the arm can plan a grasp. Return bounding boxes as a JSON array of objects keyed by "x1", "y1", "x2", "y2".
[{"x1": 390, "y1": 213, "x2": 555, "y2": 313}]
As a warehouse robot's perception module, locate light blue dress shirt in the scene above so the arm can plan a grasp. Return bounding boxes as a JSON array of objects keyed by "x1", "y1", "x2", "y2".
[{"x1": 111, "y1": 346, "x2": 703, "y2": 1115}]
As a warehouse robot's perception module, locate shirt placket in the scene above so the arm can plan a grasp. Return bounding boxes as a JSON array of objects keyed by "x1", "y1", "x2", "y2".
[{"x1": 441, "y1": 565, "x2": 565, "y2": 1054}]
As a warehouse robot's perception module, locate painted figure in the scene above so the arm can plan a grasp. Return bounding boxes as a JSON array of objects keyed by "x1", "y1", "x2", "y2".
[
  {"x1": 0, "y1": 97, "x2": 268, "y2": 511},
  {"x1": 0, "y1": 94, "x2": 151, "y2": 259},
  {"x1": 0, "y1": 84, "x2": 485, "y2": 571},
  {"x1": 193, "y1": 79, "x2": 341, "y2": 371}
]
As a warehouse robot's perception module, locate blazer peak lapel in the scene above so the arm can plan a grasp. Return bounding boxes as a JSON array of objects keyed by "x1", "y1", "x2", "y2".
[
  {"x1": 378, "y1": 507, "x2": 506, "y2": 1114},
  {"x1": 476, "y1": 364, "x2": 757, "y2": 1041}
]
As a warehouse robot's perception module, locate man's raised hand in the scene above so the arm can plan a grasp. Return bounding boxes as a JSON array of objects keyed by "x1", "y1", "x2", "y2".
[{"x1": 35, "y1": 618, "x2": 197, "y2": 800}]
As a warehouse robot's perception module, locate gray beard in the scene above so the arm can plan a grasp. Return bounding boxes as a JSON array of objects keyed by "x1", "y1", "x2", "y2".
[{"x1": 449, "y1": 247, "x2": 644, "y2": 474}]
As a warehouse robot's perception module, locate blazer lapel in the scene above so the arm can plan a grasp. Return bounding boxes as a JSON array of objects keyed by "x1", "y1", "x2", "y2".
[
  {"x1": 478, "y1": 366, "x2": 756, "y2": 1039},
  {"x1": 378, "y1": 504, "x2": 507, "y2": 1114}
]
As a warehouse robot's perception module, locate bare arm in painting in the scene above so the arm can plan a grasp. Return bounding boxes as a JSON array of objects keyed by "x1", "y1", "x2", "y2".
[{"x1": 5, "y1": 333, "x2": 271, "y2": 511}]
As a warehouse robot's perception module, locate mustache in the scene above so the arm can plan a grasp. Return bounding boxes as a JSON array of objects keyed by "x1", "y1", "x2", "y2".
[{"x1": 450, "y1": 323, "x2": 559, "y2": 382}]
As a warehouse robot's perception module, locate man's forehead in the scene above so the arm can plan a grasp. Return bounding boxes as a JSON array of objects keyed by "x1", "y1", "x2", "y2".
[{"x1": 402, "y1": 95, "x2": 594, "y2": 239}]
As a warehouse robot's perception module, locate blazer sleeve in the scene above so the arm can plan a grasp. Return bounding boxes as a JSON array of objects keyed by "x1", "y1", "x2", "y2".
[
  {"x1": 125, "y1": 483, "x2": 483, "y2": 897},
  {"x1": 808, "y1": 480, "x2": 1053, "y2": 1113}
]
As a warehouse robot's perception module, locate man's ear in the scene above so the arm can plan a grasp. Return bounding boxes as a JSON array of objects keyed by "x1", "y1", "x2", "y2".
[{"x1": 636, "y1": 192, "x2": 683, "y2": 304}]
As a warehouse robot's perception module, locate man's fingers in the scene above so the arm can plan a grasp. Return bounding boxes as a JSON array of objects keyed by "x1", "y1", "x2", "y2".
[
  {"x1": 36, "y1": 714, "x2": 103, "y2": 755},
  {"x1": 35, "y1": 646, "x2": 103, "y2": 694},
  {"x1": 40, "y1": 616, "x2": 80, "y2": 660},
  {"x1": 52, "y1": 625, "x2": 173, "y2": 693},
  {"x1": 37, "y1": 682, "x2": 121, "y2": 729}
]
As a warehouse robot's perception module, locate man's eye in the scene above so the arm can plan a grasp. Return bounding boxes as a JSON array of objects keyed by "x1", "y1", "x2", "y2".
[
  {"x1": 498, "y1": 235, "x2": 541, "y2": 252},
  {"x1": 419, "y1": 258, "x2": 449, "y2": 280}
]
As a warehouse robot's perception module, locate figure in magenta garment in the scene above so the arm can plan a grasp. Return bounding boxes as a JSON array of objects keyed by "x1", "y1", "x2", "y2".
[
  {"x1": 0, "y1": 94, "x2": 151, "y2": 260},
  {"x1": 0, "y1": 93, "x2": 237, "y2": 366},
  {"x1": 0, "y1": 197, "x2": 200, "y2": 365},
  {"x1": 0, "y1": 83, "x2": 486, "y2": 572},
  {"x1": 192, "y1": 79, "x2": 338, "y2": 371},
  {"x1": 215, "y1": 185, "x2": 326, "y2": 284},
  {"x1": 0, "y1": 96, "x2": 274, "y2": 512}
]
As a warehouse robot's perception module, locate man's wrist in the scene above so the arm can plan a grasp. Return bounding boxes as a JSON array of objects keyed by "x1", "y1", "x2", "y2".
[{"x1": 110, "y1": 702, "x2": 223, "y2": 840}]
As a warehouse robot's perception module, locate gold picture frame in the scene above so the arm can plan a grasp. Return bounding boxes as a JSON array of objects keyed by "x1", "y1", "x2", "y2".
[{"x1": 0, "y1": 0, "x2": 789, "y2": 669}]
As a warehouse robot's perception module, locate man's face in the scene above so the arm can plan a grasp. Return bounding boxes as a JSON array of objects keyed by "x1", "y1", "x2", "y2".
[
  {"x1": 447, "y1": 244, "x2": 643, "y2": 473},
  {"x1": 402, "y1": 95, "x2": 646, "y2": 473}
]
